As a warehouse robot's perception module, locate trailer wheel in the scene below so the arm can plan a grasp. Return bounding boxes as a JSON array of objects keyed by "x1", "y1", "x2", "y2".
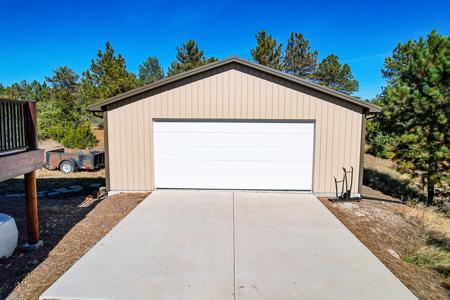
[{"x1": 60, "y1": 160, "x2": 75, "y2": 174}]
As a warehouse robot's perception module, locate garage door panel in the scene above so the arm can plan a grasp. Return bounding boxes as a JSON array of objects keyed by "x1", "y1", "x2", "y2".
[
  {"x1": 156, "y1": 132, "x2": 313, "y2": 148},
  {"x1": 156, "y1": 146, "x2": 313, "y2": 161},
  {"x1": 154, "y1": 122, "x2": 314, "y2": 190},
  {"x1": 156, "y1": 160, "x2": 312, "y2": 190}
]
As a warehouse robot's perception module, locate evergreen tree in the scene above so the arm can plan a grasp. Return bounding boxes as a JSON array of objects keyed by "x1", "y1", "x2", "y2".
[
  {"x1": 167, "y1": 40, "x2": 218, "y2": 76},
  {"x1": 311, "y1": 55, "x2": 359, "y2": 94},
  {"x1": 283, "y1": 32, "x2": 318, "y2": 78},
  {"x1": 80, "y1": 41, "x2": 138, "y2": 107},
  {"x1": 250, "y1": 30, "x2": 283, "y2": 70},
  {"x1": 138, "y1": 56, "x2": 164, "y2": 85},
  {"x1": 45, "y1": 66, "x2": 80, "y2": 124},
  {"x1": 376, "y1": 30, "x2": 449, "y2": 204}
]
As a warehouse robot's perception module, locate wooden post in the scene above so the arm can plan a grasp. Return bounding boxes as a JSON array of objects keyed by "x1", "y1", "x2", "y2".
[
  {"x1": 24, "y1": 101, "x2": 40, "y2": 247},
  {"x1": 25, "y1": 171, "x2": 39, "y2": 244}
]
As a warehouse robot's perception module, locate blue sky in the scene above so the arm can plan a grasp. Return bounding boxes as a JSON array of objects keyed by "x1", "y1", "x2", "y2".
[{"x1": 1, "y1": 0, "x2": 449, "y2": 99}]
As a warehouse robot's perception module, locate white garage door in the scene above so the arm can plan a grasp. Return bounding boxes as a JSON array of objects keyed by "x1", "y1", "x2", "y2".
[{"x1": 153, "y1": 121, "x2": 314, "y2": 190}]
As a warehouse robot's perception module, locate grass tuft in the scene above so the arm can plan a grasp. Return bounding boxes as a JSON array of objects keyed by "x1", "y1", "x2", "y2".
[{"x1": 398, "y1": 205, "x2": 450, "y2": 278}]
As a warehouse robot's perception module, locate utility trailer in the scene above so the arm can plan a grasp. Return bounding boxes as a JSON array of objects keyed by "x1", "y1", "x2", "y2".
[{"x1": 44, "y1": 148, "x2": 105, "y2": 173}]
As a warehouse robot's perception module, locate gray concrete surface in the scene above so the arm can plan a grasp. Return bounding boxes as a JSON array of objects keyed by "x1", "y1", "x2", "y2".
[{"x1": 40, "y1": 190, "x2": 416, "y2": 300}]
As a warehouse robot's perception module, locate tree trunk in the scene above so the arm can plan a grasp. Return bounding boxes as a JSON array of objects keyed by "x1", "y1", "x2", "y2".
[{"x1": 426, "y1": 182, "x2": 435, "y2": 206}]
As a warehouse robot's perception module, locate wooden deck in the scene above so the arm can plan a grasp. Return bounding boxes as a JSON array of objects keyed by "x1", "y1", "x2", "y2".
[
  {"x1": 0, "y1": 150, "x2": 44, "y2": 182},
  {"x1": 0, "y1": 99, "x2": 43, "y2": 247}
]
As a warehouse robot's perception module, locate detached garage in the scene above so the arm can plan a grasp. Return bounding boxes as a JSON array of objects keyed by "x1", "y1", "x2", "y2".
[{"x1": 88, "y1": 56, "x2": 380, "y2": 196}]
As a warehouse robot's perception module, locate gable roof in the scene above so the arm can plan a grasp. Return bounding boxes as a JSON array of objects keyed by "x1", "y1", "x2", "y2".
[{"x1": 87, "y1": 56, "x2": 381, "y2": 113}]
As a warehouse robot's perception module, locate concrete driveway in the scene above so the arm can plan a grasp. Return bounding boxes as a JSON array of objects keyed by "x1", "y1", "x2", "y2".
[{"x1": 41, "y1": 190, "x2": 415, "y2": 300}]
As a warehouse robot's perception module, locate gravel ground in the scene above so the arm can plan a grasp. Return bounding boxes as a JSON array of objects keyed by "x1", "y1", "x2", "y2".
[
  {"x1": 0, "y1": 192, "x2": 147, "y2": 300},
  {"x1": 321, "y1": 197, "x2": 450, "y2": 300}
]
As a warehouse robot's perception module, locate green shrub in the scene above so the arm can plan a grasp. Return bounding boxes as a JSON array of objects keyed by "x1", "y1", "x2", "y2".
[
  {"x1": 60, "y1": 122, "x2": 98, "y2": 149},
  {"x1": 366, "y1": 118, "x2": 395, "y2": 158},
  {"x1": 47, "y1": 124, "x2": 69, "y2": 142},
  {"x1": 368, "y1": 131, "x2": 396, "y2": 158}
]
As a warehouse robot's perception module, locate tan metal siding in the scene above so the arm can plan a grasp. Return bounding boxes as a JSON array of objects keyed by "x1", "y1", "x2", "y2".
[{"x1": 106, "y1": 66, "x2": 363, "y2": 194}]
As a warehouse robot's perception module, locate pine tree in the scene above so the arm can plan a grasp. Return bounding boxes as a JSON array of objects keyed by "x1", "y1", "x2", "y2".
[
  {"x1": 80, "y1": 41, "x2": 138, "y2": 106},
  {"x1": 138, "y1": 56, "x2": 164, "y2": 85},
  {"x1": 377, "y1": 30, "x2": 449, "y2": 204},
  {"x1": 45, "y1": 66, "x2": 80, "y2": 124},
  {"x1": 311, "y1": 55, "x2": 359, "y2": 94},
  {"x1": 167, "y1": 40, "x2": 218, "y2": 76},
  {"x1": 250, "y1": 30, "x2": 283, "y2": 70},
  {"x1": 283, "y1": 33, "x2": 318, "y2": 78}
]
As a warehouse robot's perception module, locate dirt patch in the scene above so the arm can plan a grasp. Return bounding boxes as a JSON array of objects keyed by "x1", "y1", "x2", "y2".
[
  {"x1": 91, "y1": 128, "x2": 104, "y2": 150},
  {"x1": 320, "y1": 197, "x2": 450, "y2": 300},
  {"x1": 0, "y1": 192, "x2": 147, "y2": 300}
]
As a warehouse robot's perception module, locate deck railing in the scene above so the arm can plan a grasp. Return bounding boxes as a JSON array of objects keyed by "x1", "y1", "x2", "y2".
[{"x1": 0, "y1": 99, "x2": 35, "y2": 155}]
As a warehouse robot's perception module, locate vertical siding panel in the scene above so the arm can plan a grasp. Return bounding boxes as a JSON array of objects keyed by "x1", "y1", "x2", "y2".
[
  {"x1": 228, "y1": 70, "x2": 235, "y2": 118},
  {"x1": 124, "y1": 105, "x2": 132, "y2": 190},
  {"x1": 132, "y1": 103, "x2": 139, "y2": 190},
  {"x1": 294, "y1": 89, "x2": 299, "y2": 118},
  {"x1": 271, "y1": 81, "x2": 277, "y2": 119},
  {"x1": 335, "y1": 106, "x2": 343, "y2": 189},
  {"x1": 246, "y1": 69, "x2": 250, "y2": 118},
  {"x1": 191, "y1": 76, "x2": 198, "y2": 118},
  {"x1": 309, "y1": 95, "x2": 316, "y2": 119},
  {"x1": 149, "y1": 98, "x2": 156, "y2": 190},
  {"x1": 203, "y1": 73, "x2": 210, "y2": 117},
  {"x1": 353, "y1": 113, "x2": 362, "y2": 193},
  {"x1": 142, "y1": 99, "x2": 150, "y2": 189},
  {"x1": 149, "y1": 98, "x2": 155, "y2": 190},
  {"x1": 167, "y1": 89, "x2": 174, "y2": 118},
  {"x1": 223, "y1": 70, "x2": 229, "y2": 118},
  {"x1": 296, "y1": 90, "x2": 302, "y2": 119},
  {"x1": 210, "y1": 69, "x2": 217, "y2": 117},
  {"x1": 244, "y1": 69, "x2": 250, "y2": 118},
  {"x1": 316, "y1": 101, "x2": 324, "y2": 192},
  {"x1": 253, "y1": 72, "x2": 262, "y2": 119},
  {"x1": 107, "y1": 112, "x2": 116, "y2": 190},
  {"x1": 198, "y1": 76, "x2": 204, "y2": 118},
  {"x1": 163, "y1": 89, "x2": 168, "y2": 117},
  {"x1": 136, "y1": 101, "x2": 144, "y2": 189},
  {"x1": 289, "y1": 86, "x2": 295, "y2": 119},
  {"x1": 180, "y1": 82, "x2": 186, "y2": 118},
  {"x1": 348, "y1": 106, "x2": 356, "y2": 186},
  {"x1": 259, "y1": 76, "x2": 265, "y2": 118},
  {"x1": 116, "y1": 108, "x2": 124, "y2": 190},
  {"x1": 155, "y1": 93, "x2": 161, "y2": 116},
  {"x1": 321, "y1": 101, "x2": 330, "y2": 192},
  {"x1": 313, "y1": 100, "x2": 321, "y2": 192},
  {"x1": 278, "y1": 80, "x2": 285, "y2": 119},
  {"x1": 263, "y1": 78, "x2": 268, "y2": 118},
  {"x1": 329, "y1": 104, "x2": 338, "y2": 193},
  {"x1": 184, "y1": 80, "x2": 191, "y2": 118},
  {"x1": 332, "y1": 105, "x2": 340, "y2": 191},
  {"x1": 174, "y1": 87, "x2": 180, "y2": 118},
  {"x1": 236, "y1": 67, "x2": 243, "y2": 118},
  {"x1": 342, "y1": 108, "x2": 350, "y2": 171},
  {"x1": 216, "y1": 69, "x2": 223, "y2": 118}
]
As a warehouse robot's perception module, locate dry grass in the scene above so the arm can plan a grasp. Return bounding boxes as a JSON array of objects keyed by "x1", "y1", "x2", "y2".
[
  {"x1": 397, "y1": 205, "x2": 450, "y2": 281},
  {"x1": 321, "y1": 197, "x2": 450, "y2": 299},
  {"x1": 397, "y1": 205, "x2": 450, "y2": 242}
]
